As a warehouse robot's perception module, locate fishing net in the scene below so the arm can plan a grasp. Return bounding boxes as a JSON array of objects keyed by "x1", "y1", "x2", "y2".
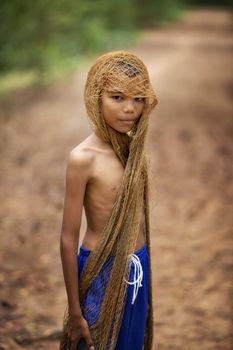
[{"x1": 60, "y1": 50, "x2": 158, "y2": 349}]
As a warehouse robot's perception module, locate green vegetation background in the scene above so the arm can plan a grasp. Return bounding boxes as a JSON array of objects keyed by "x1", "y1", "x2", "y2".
[{"x1": 0, "y1": 0, "x2": 231, "y2": 93}]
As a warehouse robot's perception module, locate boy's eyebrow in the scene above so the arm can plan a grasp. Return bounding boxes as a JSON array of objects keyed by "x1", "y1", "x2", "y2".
[
  {"x1": 106, "y1": 90, "x2": 123, "y2": 94},
  {"x1": 105, "y1": 89, "x2": 146, "y2": 97}
]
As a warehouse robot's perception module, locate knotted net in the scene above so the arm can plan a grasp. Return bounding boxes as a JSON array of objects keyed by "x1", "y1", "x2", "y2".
[{"x1": 60, "y1": 50, "x2": 158, "y2": 349}]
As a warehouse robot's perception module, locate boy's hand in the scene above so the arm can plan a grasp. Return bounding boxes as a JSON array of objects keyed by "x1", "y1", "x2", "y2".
[{"x1": 68, "y1": 313, "x2": 94, "y2": 350}]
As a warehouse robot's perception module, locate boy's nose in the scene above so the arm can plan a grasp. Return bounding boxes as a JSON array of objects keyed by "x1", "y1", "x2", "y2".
[{"x1": 123, "y1": 99, "x2": 135, "y2": 113}]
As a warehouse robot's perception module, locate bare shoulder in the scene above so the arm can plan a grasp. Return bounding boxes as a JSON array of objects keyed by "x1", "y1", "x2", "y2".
[
  {"x1": 66, "y1": 135, "x2": 98, "y2": 182},
  {"x1": 66, "y1": 132, "x2": 115, "y2": 183},
  {"x1": 68, "y1": 143, "x2": 93, "y2": 167},
  {"x1": 69, "y1": 133, "x2": 113, "y2": 162}
]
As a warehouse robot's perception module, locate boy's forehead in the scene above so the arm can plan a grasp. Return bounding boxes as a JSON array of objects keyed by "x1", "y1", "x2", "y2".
[{"x1": 103, "y1": 74, "x2": 148, "y2": 96}]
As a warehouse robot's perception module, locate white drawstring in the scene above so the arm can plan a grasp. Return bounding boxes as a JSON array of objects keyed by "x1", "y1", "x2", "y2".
[{"x1": 124, "y1": 254, "x2": 143, "y2": 305}]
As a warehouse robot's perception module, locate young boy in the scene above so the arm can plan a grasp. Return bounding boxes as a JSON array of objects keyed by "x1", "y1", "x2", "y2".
[{"x1": 60, "y1": 51, "x2": 158, "y2": 350}]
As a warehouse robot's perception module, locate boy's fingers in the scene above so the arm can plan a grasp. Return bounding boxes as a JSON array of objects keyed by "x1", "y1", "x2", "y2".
[
  {"x1": 85, "y1": 333, "x2": 94, "y2": 349},
  {"x1": 86, "y1": 339, "x2": 94, "y2": 349},
  {"x1": 70, "y1": 342, "x2": 77, "y2": 350},
  {"x1": 70, "y1": 337, "x2": 80, "y2": 350}
]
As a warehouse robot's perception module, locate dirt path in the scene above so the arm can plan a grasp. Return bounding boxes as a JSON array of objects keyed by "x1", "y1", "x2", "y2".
[{"x1": 0, "y1": 7, "x2": 232, "y2": 350}]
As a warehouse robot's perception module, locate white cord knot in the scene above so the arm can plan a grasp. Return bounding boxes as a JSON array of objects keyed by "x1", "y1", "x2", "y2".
[{"x1": 124, "y1": 253, "x2": 143, "y2": 305}]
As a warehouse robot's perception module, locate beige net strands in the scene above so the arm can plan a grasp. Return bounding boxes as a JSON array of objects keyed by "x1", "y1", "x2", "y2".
[{"x1": 60, "y1": 50, "x2": 158, "y2": 349}]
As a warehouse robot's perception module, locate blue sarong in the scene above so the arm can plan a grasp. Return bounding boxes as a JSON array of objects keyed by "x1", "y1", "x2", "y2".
[{"x1": 77, "y1": 244, "x2": 149, "y2": 350}]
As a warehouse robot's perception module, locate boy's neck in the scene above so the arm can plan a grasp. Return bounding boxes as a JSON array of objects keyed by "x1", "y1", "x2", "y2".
[{"x1": 93, "y1": 131, "x2": 112, "y2": 150}]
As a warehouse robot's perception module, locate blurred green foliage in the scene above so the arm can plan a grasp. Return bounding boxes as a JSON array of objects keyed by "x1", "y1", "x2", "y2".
[
  {"x1": 0, "y1": 0, "x2": 230, "y2": 82},
  {"x1": 0, "y1": 0, "x2": 186, "y2": 77},
  {"x1": 136, "y1": 0, "x2": 186, "y2": 27},
  {"x1": 187, "y1": 0, "x2": 232, "y2": 5}
]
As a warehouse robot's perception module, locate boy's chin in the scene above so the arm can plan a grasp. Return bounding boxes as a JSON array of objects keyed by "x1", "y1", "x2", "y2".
[
  {"x1": 118, "y1": 128, "x2": 133, "y2": 135},
  {"x1": 109, "y1": 125, "x2": 133, "y2": 134}
]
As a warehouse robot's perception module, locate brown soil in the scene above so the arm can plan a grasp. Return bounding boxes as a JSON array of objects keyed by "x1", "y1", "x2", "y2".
[{"x1": 0, "y1": 7, "x2": 232, "y2": 350}]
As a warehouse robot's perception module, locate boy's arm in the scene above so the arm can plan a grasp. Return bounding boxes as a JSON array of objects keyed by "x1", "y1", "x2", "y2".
[{"x1": 60, "y1": 148, "x2": 92, "y2": 317}]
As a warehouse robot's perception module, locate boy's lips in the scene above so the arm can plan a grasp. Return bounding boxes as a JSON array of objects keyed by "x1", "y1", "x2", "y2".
[
  {"x1": 119, "y1": 118, "x2": 136, "y2": 122},
  {"x1": 119, "y1": 119, "x2": 135, "y2": 125}
]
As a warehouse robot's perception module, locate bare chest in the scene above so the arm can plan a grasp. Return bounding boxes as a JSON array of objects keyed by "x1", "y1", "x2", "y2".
[{"x1": 85, "y1": 152, "x2": 125, "y2": 210}]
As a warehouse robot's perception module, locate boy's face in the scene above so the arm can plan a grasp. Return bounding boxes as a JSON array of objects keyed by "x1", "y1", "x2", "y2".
[{"x1": 101, "y1": 88, "x2": 145, "y2": 133}]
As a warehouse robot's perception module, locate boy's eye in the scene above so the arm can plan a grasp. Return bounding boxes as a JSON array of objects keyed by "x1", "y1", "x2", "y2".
[
  {"x1": 134, "y1": 97, "x2": 145, "y2": 103},
  {"x1": 111, "y1": 95, "x2": 123, "y2": 101}
]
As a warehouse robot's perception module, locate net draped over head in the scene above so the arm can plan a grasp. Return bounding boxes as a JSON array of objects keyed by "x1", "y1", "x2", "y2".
[{"x1": 60, "y1": 51, "x2": 158, "y2": 350}]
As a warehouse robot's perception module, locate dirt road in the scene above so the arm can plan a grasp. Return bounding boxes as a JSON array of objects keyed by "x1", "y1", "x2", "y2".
[{"x1": 0, "y1": 7, "x2": 232, "y2": 350}]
